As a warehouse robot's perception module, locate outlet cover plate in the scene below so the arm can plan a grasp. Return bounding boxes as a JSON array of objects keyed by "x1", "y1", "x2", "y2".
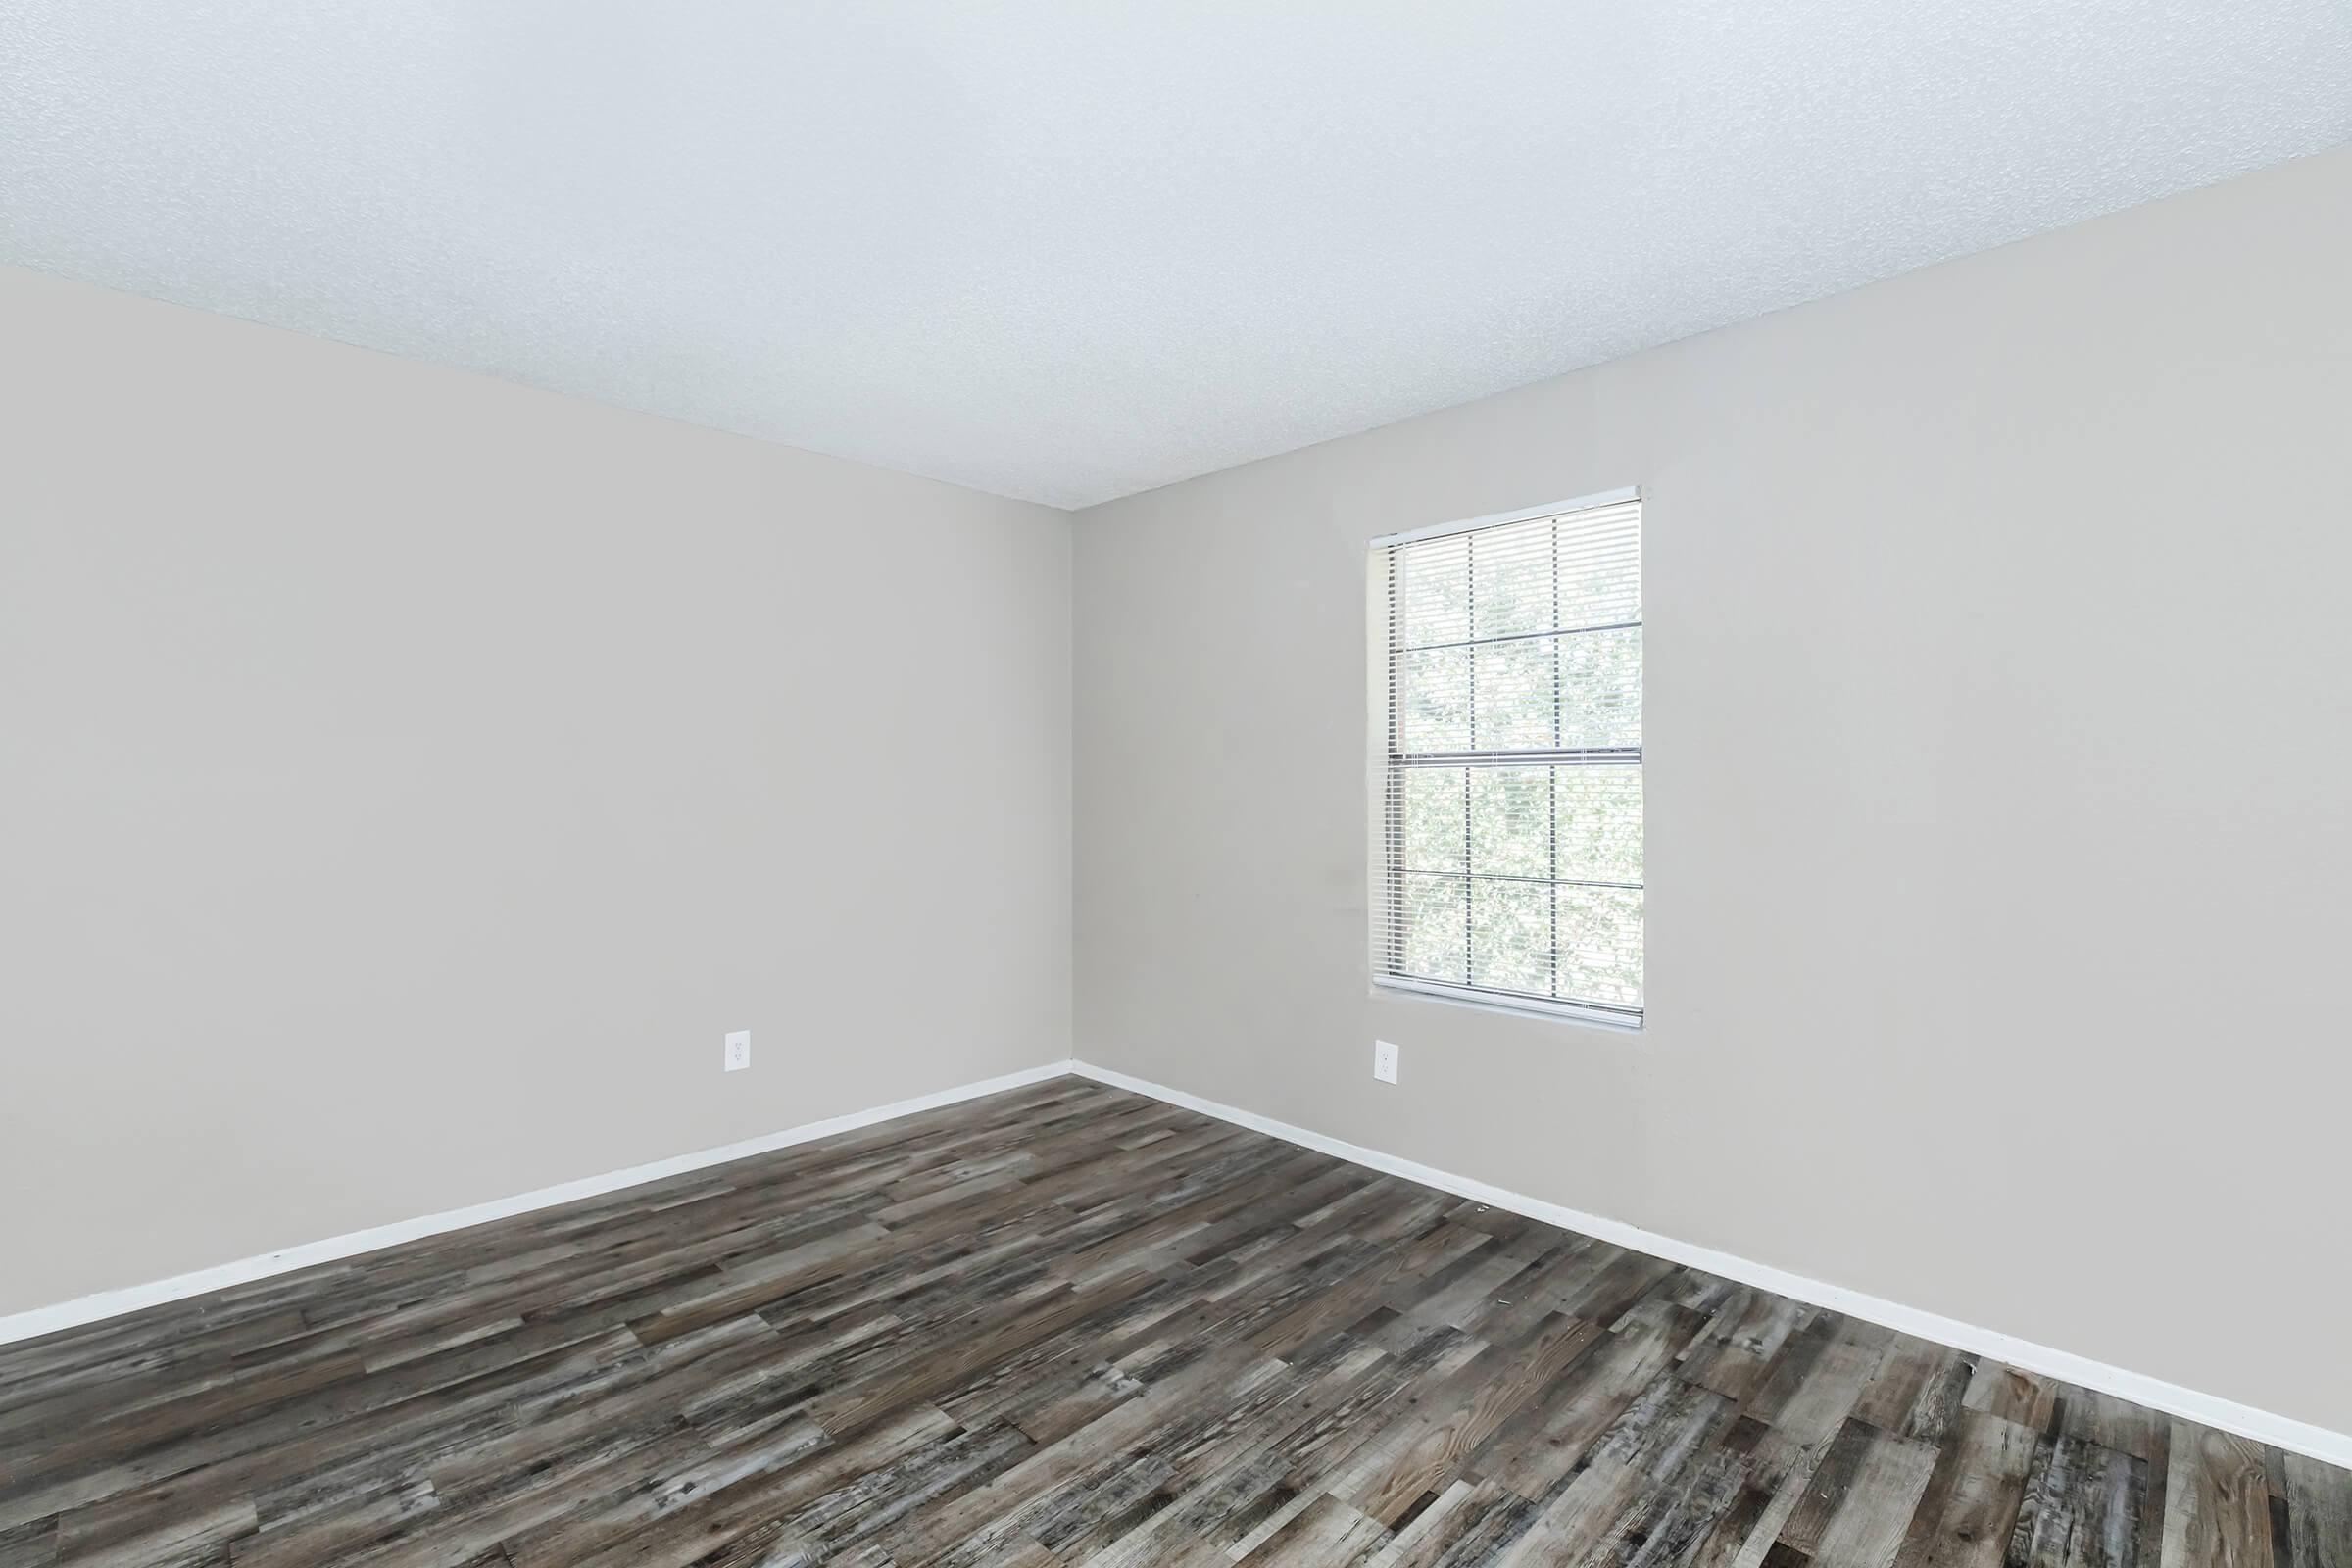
[
  {"x1": 724, "y1": 1030, "x2": 752, "y2": 1072},
  {"x1": 1373, "y1": 1039, "x2": 1399, "y2": 1084}
]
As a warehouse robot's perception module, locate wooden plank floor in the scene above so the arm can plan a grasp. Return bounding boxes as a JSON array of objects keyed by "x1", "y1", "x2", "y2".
[{"x1": 2, "y1": 1077, "x2": 2345, "y2": 1567}]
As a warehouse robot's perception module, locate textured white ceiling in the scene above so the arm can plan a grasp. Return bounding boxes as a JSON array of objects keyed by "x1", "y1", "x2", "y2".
[{"x1": 4, "y1": 3, "x2": 2347, "y2": 508}]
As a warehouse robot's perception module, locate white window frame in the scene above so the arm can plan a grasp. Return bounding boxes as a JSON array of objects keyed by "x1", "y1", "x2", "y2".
[{"x1": 1368, "y1": 485, "x2": 1644, "y2": 1031}]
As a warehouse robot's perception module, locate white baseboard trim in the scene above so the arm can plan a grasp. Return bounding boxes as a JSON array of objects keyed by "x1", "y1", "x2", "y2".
[
  {"x1": 0, "y1": 1060, "x2": 1076, "y2": 1351},
  {"x1": 1070, "y1": 1059, "x2": 2352, "y2": 1469}
]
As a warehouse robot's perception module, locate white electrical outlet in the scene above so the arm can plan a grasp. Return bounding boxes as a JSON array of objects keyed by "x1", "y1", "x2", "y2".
[
  {"x1": 1373, "y1": 1039, "x2": 1399, "y2": 1084},
  {"x1": 724, "y1": 1030, "x2": 752, "y2": 1072}
]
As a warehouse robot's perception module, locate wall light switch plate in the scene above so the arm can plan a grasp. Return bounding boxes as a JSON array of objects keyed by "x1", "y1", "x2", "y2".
[
  {"x1": 1373, "y1": 1040, "x2": 1399, "y2": 1084},
  {"x1": 724, "y1": 1030, "x2": 751, "y2": 1072}
]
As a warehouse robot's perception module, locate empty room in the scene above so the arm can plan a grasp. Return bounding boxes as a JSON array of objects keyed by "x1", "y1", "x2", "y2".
[{"x1": 3, "y1": 3, "x2": 2348, "y2": 1565}]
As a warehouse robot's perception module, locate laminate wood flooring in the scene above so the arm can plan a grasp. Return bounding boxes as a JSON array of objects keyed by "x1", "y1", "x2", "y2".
[{"x1": 2, "y1": 1077, "x2": 2343, "y2": 1567}]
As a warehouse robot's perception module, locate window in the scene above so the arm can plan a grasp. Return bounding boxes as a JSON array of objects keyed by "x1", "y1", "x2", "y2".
[{"x1": 1373, "y1": 488, "x2": 1643, "y2": 1027}]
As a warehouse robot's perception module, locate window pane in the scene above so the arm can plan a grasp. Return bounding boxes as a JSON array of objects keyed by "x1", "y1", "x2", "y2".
[
  {"x1": 1396, "y1": 535, "x2": 1469, "y2": 649},
  {"x1": 1555, "y1": 766, "x2": 1642, "y2": 884},
  {"x1": 1468, "y1": 766, "x2": 1550, "y2": 878},
  {"x1": 1402, "y1": 873, "x2": 1467, "y2": 981},
  {"x1": 1470, "y1": 518, "x2": 1555, "y2": 637},
  {"x1": 1471, "y1": 879, "x2": 1551, "y2": 995},
  {"x1": 1398, "y1": 647, "x2": 1471, "y2": 752},
  {"x1": 1401, "y1": 767, "x2": 1466, "y2": 874},
  {"x1": 1556, "y1": 886, "x2": 1643, "y2": 1007},
  {"x1": 1556, "y1": 626, "x2": 1642, "y2": 749},
  {"x1": 1556, "y1": 511, "x2": 1642, "y2": 629},
  {"x1": 1472, "y1": 636, "x2": 1554, "y2": 750}
]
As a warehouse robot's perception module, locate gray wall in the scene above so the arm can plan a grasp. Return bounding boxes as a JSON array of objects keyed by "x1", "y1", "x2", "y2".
[
  {"x1": 1074, "y1": 148, "x2": 2352, "y2": 1433},
  {"x1": 0, "y1": 269, "x2": 1073, "y2": 1316}
]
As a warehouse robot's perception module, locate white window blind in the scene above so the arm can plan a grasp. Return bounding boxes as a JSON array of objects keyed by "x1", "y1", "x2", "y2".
[{"x1": 1374, "y1": 490, "x2": 1643, "y2": 1027}]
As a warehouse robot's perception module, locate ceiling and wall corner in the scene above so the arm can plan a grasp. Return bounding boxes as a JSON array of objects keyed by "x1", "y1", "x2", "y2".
[{"x1": 4, "y1": 1, "x2": 2347, "y2": 510}]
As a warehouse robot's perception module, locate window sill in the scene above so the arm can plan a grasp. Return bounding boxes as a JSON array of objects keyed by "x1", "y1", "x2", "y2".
[{"x1": 1372, "y1": 974, "x2": 1644, "y2": 1032}]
